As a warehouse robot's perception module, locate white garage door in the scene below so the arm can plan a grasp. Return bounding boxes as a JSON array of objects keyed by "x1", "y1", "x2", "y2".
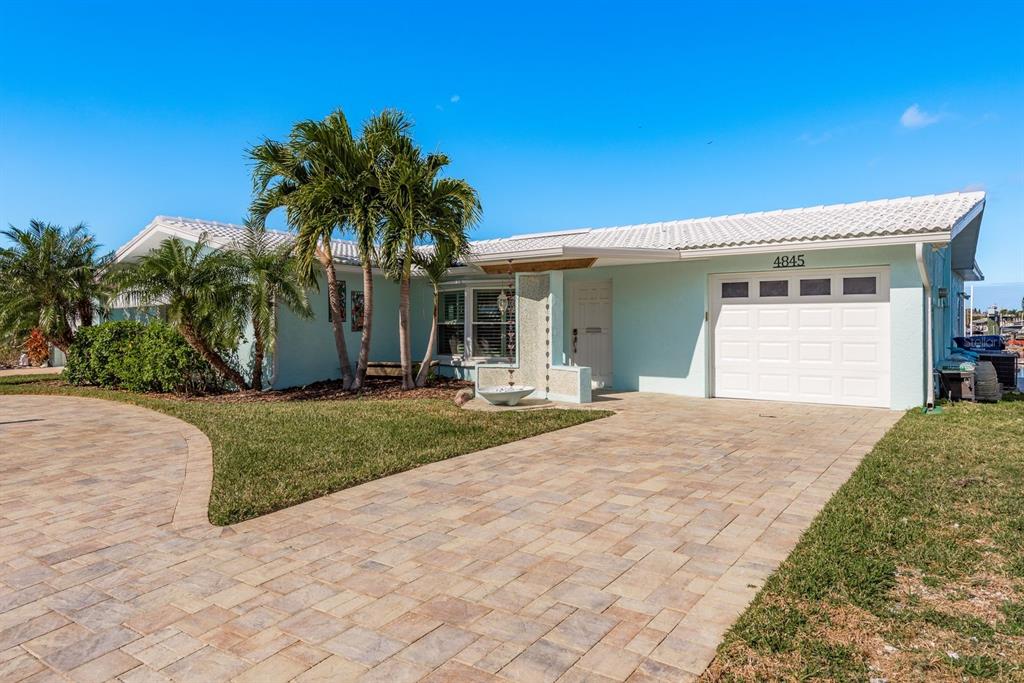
[{"x1": 710, "y1": 268, "x2": 891, "y2": 407}]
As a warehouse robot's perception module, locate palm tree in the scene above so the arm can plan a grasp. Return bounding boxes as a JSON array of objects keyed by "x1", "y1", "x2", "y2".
[
  {"x1": 0, "y1": 220, "x2": 109, "y2": 353},
  {"x1": 348, "y1": 110, "x2": 414, "y2": 390},
  {"x1": 113, "y1": 235, "x2": 250, "y2": 390},
  {"x1": 249, "y1": 110, "x2": 365, "y2": 389},
  {"x1": 378, "y1": 145, "x2": 481, "y2": 389},
  {"x1": 235, "y1": 221, "x2": 313, "y2": 390},
  {"x1": 412, "y1": 233, "x2": 468, "y2": 387}
]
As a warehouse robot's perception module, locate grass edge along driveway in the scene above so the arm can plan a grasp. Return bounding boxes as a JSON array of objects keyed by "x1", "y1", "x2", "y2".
[
  {"x1": 0, "y1": 375, "x2": 610, "y2": 526},
  {"x1": 702, "y1": 397, "x2": 1024, "y2": 682}
]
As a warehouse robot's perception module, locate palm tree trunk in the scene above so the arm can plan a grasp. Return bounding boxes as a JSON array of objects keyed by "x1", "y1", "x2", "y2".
[
  {"x1": 251, "y1": 317, "x2": 265, "y2": 390},
  {"x1": 415, "y1": 284, "x2": 438, "y2": 387},
  {"x1": 320, "y1": 246, "x2": 354, "y2": 389},
  {"x1": 398, "y1": 254, "x2": 414, "y2": 390},
  {"x1": 77, "y1": 300, "x2": 94, "y2": 328},
  {"x1": 179, "y1": 322, "x2": 250, "y2": 391},
  {"x1": 352, "y1": 262, "x2": 373, "y2": 391}
]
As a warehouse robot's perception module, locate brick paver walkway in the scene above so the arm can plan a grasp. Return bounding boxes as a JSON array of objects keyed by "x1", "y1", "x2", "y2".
[{"x1": 0, "y1": 393, "x2": 899, "y2": 682}]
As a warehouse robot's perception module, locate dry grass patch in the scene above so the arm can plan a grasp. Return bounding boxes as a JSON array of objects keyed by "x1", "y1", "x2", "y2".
[{"x1": 704, "y1": 397, "x2": 1024, "y2": 682}]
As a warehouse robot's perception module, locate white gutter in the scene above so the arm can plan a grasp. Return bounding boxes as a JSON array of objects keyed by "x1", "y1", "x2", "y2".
[{"x1": 915, "y1": 242, "x2": 935, "y2": 409}]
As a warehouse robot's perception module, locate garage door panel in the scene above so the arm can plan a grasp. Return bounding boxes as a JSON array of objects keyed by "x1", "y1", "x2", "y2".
[
  {"x1": 797, "y1": 375, "x2": 834, "y2": 398},
  {"x1": 756, "y1": 309, "x2": 792, "y2": 328},
  {"x1": 841, "y1": 342, "x2": 879, "y2": 364},
  {"x1": 757, "y1": 341, "x2": 790, "y2": 361},
  {"x1": 797, "y1": 308, "x2": 833, "y2": 328},
  {"x1": 841, "y1": 307, "x2": 882, "y2": 329},
  {"x1": 841, "y1": 376, "x2": 882, "y2": 399},
  {"x1": 757, "y1": 373, "x2": 791, "y2": 394},
  {"x1": 713, "y1": 269, "x2": 890, "y2": 408},
  {"x1": 720, "y1": 341, "x2": 752, "y2": 362},
  {"x1": 798, "y1": 341, "x2": 833, "y2": 363},
  {"x1": 718, "y1": 309, "x2": 752, "y2": 329},
  {"x1": 719, "y1": 372, "x2": 752, "y2": 392}
]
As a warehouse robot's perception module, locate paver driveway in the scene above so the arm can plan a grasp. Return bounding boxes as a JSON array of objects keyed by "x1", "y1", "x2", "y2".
[{"x1": 0, "y1": 393, "x2": 900, "y2": 682}]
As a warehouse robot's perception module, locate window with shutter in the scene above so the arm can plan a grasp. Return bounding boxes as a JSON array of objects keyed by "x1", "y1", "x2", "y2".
[
  {"x1": 472, "y1": 289, "x2": 515, "y2": 358},
  {"x1": 437, "y1": 291, "x2": 465, "y2": 355}
]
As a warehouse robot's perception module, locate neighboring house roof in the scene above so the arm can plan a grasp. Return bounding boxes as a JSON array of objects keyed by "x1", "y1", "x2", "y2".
[{"x1": 468, "y1": 191, "x2": 986, "y2": 261}]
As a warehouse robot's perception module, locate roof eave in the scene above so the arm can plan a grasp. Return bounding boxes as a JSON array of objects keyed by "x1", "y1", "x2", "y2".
[
  {"x1": 675, "y1": 230, "x2": 954, "y2": 259},
  {"x1": 113, "y1": 220, "x2": 235, "y2": 264},
  {"x1": 466, "y1": 245, "x2": 684, "y2": 264}
]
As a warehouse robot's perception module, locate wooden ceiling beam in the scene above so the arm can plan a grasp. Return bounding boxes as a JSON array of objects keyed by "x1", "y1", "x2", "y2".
[{"x1": 478, "y1": 258, "x2": 597, "y2": 274}]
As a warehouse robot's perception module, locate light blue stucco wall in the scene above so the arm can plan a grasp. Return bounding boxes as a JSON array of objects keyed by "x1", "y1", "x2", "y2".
[
  {"x1": 561, "y1": 245, "x2": 928, "y2": 409},
  {"x1": 273, "y1": 270, "x2": 434, "y2": 388},
  {"x1": 926, "y1": 244, "x2": 966, "y2": 366}
]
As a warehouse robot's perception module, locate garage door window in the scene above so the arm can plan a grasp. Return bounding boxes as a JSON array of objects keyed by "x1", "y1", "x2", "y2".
[
  {"x1": 721, "y1": 281, "x2": 749, "y2": 298},
  {"x1": 843, "y1": 276, "x2": 877, "y2": 295},
  {"x1": 800, "y1": 278, "x2": 831, "y2": 296},
  {"x1": 759, "y1": 280, "x2": 788, "y2": 297}
]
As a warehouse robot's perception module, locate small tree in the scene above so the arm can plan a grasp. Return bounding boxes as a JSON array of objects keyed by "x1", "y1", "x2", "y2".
[
  {"x1": 249, "y1": 111, "x2": 362, "y2": 389},
  {"x1": 378, "y1": 143, "x2": 480, "y2": 389},
  {"x1": 235, "y1": 221, "x2": 312, "y2": 390},
  {"x1": 412, "y1": 234, "x2": 468, "y2": 387},
  {"x1": 112, "y1": 235, "x2": 250, "y2": 390},
  {"x1": 0, "y1": 221, "x2": 109, "y2": 352}
]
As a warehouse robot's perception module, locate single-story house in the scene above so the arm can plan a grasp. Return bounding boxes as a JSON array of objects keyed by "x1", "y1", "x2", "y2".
[{"x1": 113, "y1": 190, "x2": 986, "y2": 410}]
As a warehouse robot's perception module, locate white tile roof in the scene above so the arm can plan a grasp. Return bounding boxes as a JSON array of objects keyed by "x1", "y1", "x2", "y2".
[
  {"x1": 147, "y1": 216, "x2": 363, "y2": 264},
  {"x1": 469, "y1": 191, "x2": 986, "y2": 258},
  {"x1": 139, "y1": 191, "x2": 984, "y2": 266}
]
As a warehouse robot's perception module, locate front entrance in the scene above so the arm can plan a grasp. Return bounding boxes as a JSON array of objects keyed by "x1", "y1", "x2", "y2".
[{"x1": 570, "y1": 280, "x2": 613, "y2": 388}]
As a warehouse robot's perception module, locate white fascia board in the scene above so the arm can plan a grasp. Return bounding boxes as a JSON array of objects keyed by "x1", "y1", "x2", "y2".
[
  {"x1": 676, "y1": 231, "x2": 953, "y2": 259},
  {"x1": 955, "y1": 260, "x2": 985, "y2": 282},
  {"x1": 114, "y1": 220, "x2": 231, "y2": 263},
  {"x1": 114, "y1": 223, "x2": 220, "y2": 264},
  {"x1": 949, "y1": 198, "x2": 985, "y2": 241},
  {"x1": 466, "y1": 245, "x2": 682, "y2": 265}
]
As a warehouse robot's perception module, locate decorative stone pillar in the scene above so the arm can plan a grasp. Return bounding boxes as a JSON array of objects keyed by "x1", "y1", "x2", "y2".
[{"x1": 475, "y1": 272, "x2": 591, "y2": 403}]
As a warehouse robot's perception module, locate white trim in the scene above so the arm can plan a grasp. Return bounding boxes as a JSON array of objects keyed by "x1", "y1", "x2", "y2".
[
  {"x1": 465, "y1": 232, "x2": 956, "y2": 267},
  {"x1": 678, "y1": 232, "x2": 952, "y2": 259},
  {"x1": 915, "y1": 243, "x2": 935, "y2": 409},
  {"x1": 432, "y1": 284, "x2": 517, "y2": 364},
  {"x1": 467, "y1": 245, "x2": 684, "y2": 265}
]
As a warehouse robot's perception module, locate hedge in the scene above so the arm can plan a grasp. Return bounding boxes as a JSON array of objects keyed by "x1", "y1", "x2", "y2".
[{"x1": 65, "y1": 320, "x2": 222, "y2": 393}]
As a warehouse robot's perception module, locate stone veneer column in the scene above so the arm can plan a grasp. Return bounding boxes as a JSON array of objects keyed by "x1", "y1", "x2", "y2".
[{"x1": 475, "y1": 271, "x2": 590, "y2": 402}]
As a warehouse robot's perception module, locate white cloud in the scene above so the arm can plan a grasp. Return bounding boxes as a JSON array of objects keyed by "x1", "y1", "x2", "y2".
[
  {"x1": 900, "y1": 104, "x2": 941, "y2": 129},
  {"x1": 450, "y1": 94, "x2": 461, "y2": 104}
]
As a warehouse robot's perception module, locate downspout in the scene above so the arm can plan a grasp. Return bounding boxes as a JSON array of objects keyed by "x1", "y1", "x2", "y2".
[{"x1": 915, "y1": 243, "x2": 935, "y2": 409}]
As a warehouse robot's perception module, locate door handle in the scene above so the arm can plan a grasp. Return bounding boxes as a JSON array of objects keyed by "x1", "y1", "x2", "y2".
[{"x1": 572, "y1": 328, "x2": 578, "y2": 356}]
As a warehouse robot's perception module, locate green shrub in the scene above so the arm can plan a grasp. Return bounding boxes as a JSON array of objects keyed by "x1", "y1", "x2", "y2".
[{"x1": 66, "y1": 320, "x2": 221, "y2": 393}]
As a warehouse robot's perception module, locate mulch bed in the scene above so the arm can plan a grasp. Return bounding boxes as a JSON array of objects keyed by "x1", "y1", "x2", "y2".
[
  {"x1": 184, "y1": 376, "x2": 473, "y2": 403},
  {"x1": 5, "y1": 374, "x2": 473, "y2": 403}
]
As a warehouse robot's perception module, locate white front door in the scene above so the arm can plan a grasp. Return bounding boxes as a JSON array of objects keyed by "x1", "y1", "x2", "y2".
[
  {"x1": 710, "y1": 267, "x2": 891, "y2": 408},
  {"x1": 571, "y1": 280, "x2": 613, "y2": 388}
]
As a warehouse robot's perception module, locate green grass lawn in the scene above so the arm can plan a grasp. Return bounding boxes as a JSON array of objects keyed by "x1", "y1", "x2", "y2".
[
  {"x1": 704, "y1": 397, "x2": 1024, "y2": 682},
  {"x1": 0, "y1": 374, "x2": 610, "y2": 525}
]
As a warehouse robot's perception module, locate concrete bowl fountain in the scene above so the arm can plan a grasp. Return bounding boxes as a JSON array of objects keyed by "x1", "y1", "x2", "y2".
[{"x1": 477, "y1": 385, "x2": 535, "y2": 406}]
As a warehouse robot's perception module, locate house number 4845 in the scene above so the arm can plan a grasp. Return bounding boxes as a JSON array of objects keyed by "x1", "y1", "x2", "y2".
[{"x1": 772, "y1": 254, "x2": 805, "y2": 268}]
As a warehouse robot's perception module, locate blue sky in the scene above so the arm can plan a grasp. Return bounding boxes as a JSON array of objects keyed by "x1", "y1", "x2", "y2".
[{"x1": 2, "y1": 1, "x2": 1022, "y2": 305}]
